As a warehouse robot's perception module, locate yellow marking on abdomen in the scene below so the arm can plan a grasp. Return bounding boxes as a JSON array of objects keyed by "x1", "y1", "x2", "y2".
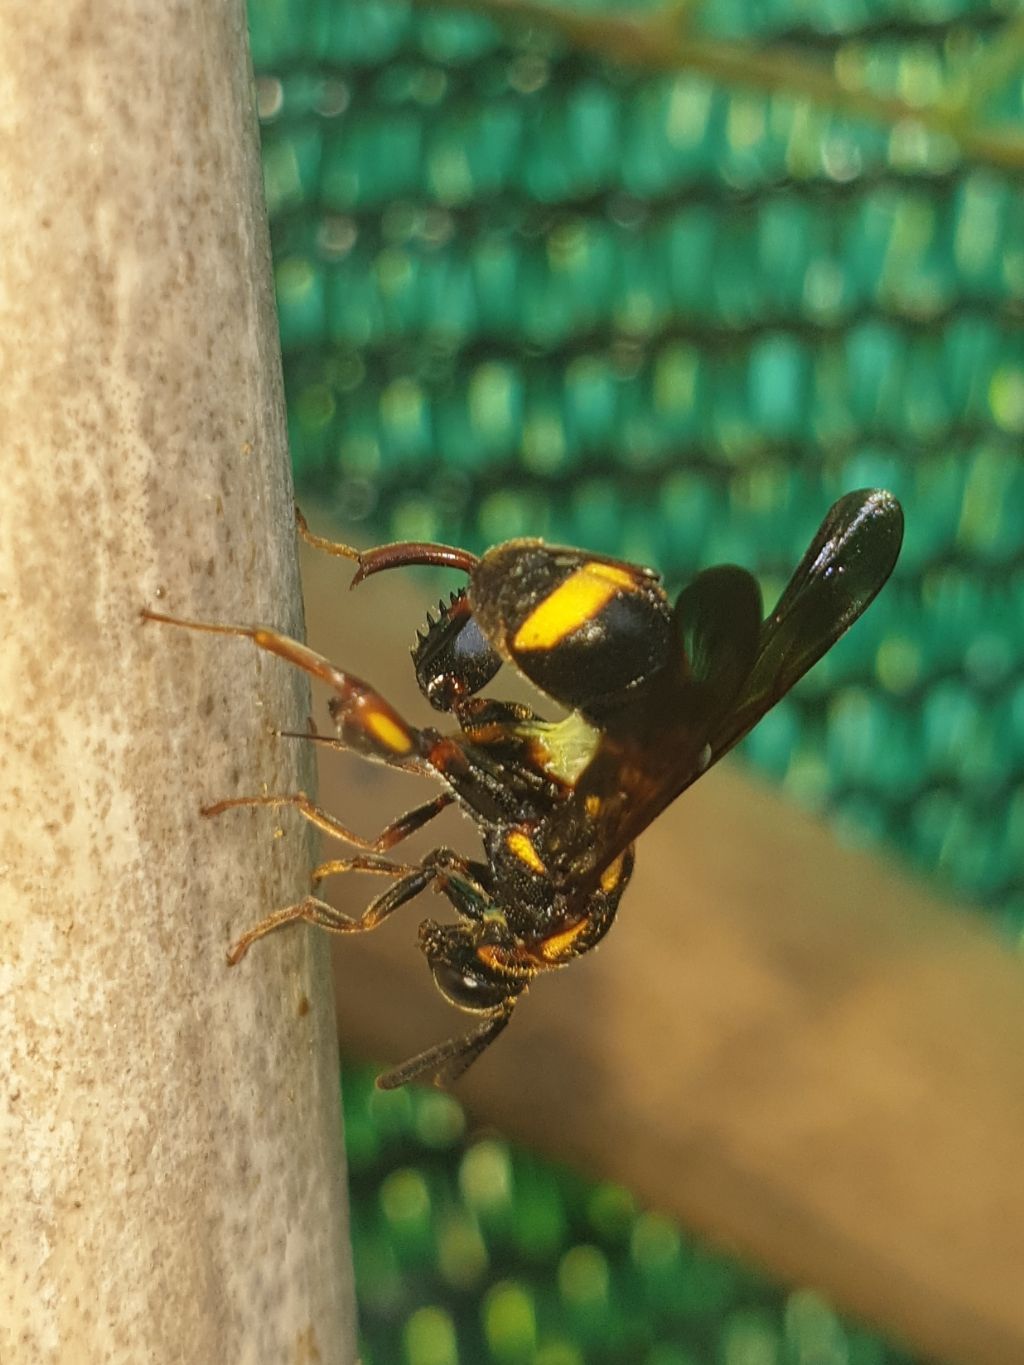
[
  {"x1": 365, "y1": 710, "x2": 413, "y2": 754},
  {"x1": 513, "y1": 561, "x2": 637, "y2": 651},
  {"x1": 507, "y1": 829, "x2": 546, "y2": 875}
]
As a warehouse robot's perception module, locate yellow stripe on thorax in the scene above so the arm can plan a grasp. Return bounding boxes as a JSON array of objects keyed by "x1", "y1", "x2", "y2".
[
  {"x1": 536, "y1": 916, "x2": 590, "y2": 963},
  {"x1": 600, "y1": 852, "x2": 625, "y2": 893},
  {"x1": 513, "y1": 561, "x2": 636, "y2": 651},
  {"x1": 506, "y1": 829, "x2": 546, "y2": 875},
  {"x1": 475, "y1": 915, "x2": 590, "y2": 971}
]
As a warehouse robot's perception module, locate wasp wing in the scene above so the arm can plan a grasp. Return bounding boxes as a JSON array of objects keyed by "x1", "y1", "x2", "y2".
[
  {"x1": 572, "y1": 489, "x2": 904, "y2": 886},
  {"x1": 705, "y1": 487, "x2": 904, "y2": 760}
]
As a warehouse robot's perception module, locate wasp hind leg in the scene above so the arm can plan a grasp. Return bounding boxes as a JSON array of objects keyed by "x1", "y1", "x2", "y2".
[{"x1": 141, "y1": 608, "x2": 426, "y2": 770}]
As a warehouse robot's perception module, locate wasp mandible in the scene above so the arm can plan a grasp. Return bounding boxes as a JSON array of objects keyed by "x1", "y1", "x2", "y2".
[{"x1": 143, "y1": 488, "x2": 903, "y2": 1088}]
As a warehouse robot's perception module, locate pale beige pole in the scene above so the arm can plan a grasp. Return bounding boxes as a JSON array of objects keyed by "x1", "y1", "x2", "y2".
[{"x1": 0, "y1": 4, "x2": 356, "y2": 1363}]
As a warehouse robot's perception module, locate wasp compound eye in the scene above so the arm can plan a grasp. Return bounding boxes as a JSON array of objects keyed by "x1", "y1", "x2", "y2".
[
  {"x1": 412, "y1": 589, "x2": 502, "y2": 712},
  {"x1": 431, "y1": 960, "x2": 511, "y2": 1013}
]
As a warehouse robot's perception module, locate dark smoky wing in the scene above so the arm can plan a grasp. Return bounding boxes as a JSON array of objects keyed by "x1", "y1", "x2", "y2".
[
  {"x1": 705, "y1": 488, "x2": 904, "y2": 759},
  {"x1": 573, "y1": 489, "x2": 903, "y2": 888},
  {"x1": 571, "y1": 563, "x2": 764, "y2": 868},
  {"x1": 672, "y1": 564, "x2": 763, "y2": 699}
]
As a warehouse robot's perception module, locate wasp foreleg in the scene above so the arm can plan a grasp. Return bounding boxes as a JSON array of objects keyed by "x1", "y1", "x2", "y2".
[{"x1": 313, "y1": 846, "x2": 493, "y2": 921}]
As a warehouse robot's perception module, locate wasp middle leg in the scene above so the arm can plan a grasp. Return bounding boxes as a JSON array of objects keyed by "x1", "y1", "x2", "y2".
[
  {"x1": 227, "y1": 847, "x2": 493, "y2": 964},
  {"x1": 227, "y1": 852, "x2": 424, "y2": 964},
  {"x1": 202, "y1": 790, "x2": 455, "y2": 854}
]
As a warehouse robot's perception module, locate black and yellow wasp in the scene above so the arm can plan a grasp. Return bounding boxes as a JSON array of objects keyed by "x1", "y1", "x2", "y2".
[{"x1": 144, "y1": 488, "x2": 903, "y2": 1088}]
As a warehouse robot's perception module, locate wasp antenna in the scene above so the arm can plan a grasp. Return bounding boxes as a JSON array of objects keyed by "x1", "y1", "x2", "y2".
[{"x1": 376, "y1": 1010, "x2": 514, "y2": 1090}]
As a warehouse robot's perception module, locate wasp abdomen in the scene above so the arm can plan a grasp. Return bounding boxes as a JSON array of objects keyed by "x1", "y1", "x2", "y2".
[{"x1": 470, "y1": 542, "x2": 673, "y2": 719}]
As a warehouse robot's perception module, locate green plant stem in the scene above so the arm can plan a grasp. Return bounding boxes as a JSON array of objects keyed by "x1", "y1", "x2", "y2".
[{"x1": 430, "y1": 0, "x2": 1024, "y2": 173}]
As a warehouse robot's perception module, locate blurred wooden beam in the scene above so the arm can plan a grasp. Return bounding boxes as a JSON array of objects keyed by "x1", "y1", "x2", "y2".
[{"x1": 298, "y1": 525, "x2": 1024, "y2": 1365}]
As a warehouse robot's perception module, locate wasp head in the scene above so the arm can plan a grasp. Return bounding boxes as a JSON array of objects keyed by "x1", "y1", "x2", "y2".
[{"x1": 417, "y1": 918, "x2": 527, "y2": 1014}]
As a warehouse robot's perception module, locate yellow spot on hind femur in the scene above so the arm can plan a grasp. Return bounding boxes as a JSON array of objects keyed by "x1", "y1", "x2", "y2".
[
  {"x1": 507, "y1": 829, "x2": 546, "y2": 875},
  {"x1": 365, "y1": 709, "x2": 413, "y2": 754},
  {"x1": 513, "y1": 561, "x2": 636, "y2": 651}
]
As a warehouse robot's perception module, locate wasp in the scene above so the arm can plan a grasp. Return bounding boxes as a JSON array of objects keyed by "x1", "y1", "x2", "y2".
[{"x1": 143, "y1": 488, "x2": 903, "y2": 1089}]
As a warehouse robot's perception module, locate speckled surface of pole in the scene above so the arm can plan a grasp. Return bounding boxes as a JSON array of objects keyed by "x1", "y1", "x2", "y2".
[{"x1": 0, "y1": 3, "x2": 356, "y2": 1361}]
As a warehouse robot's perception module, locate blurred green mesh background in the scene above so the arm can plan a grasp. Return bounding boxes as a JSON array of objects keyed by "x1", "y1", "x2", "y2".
[{"x1": 248, "y1": 0, "x2": 1024, "y2": 1359}]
